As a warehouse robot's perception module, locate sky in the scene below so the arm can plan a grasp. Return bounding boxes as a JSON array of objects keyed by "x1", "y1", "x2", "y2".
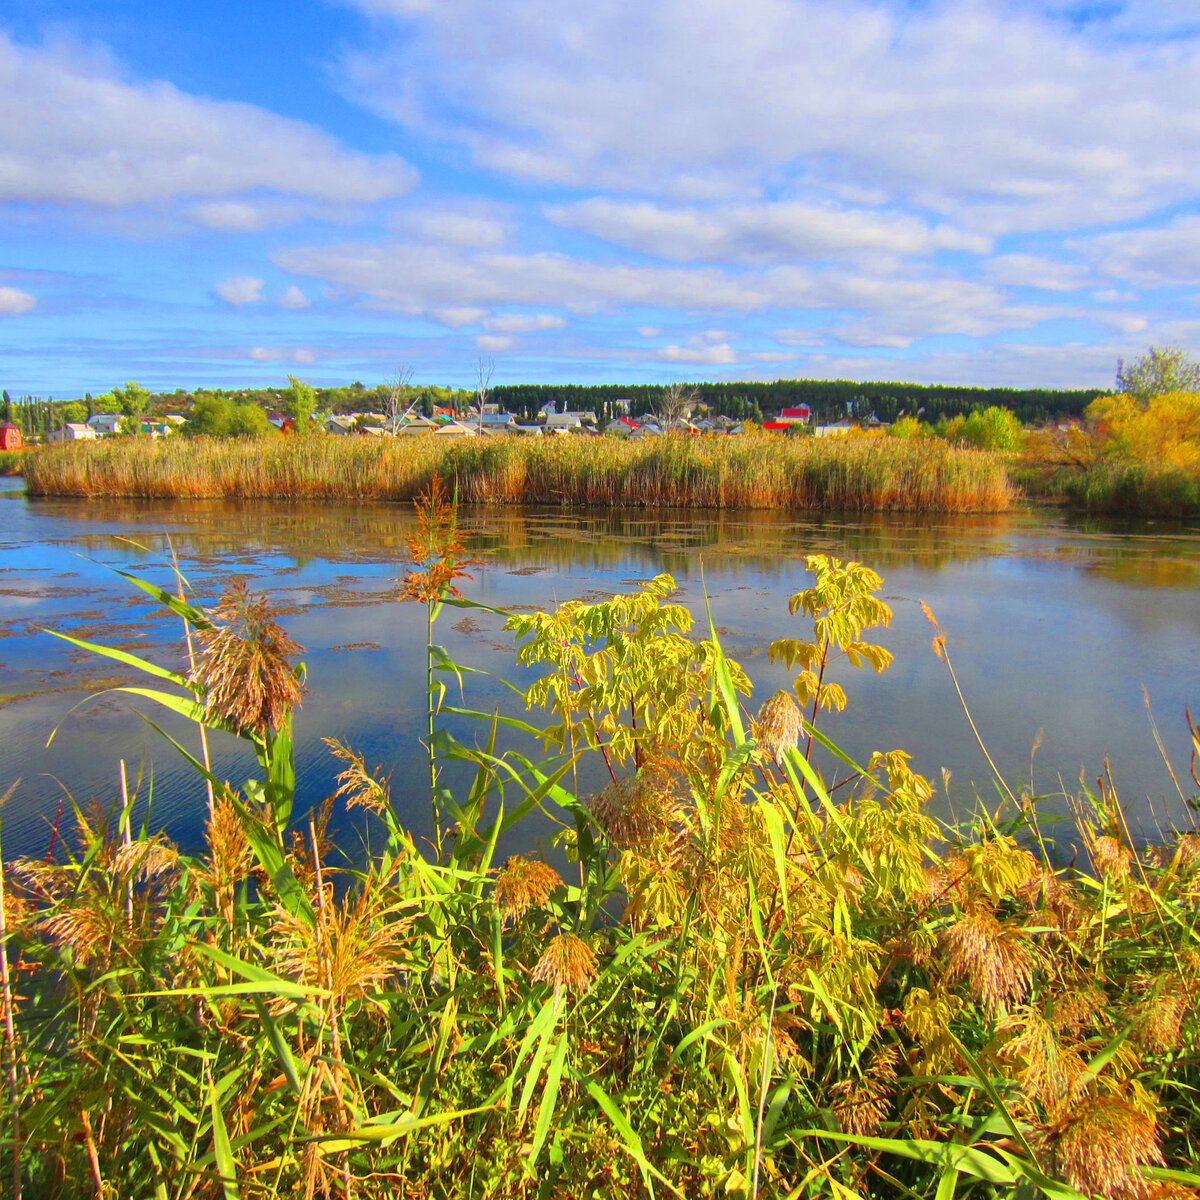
[{"x1": 3, "y1": 0, "x2": 1200, "y2": 396}]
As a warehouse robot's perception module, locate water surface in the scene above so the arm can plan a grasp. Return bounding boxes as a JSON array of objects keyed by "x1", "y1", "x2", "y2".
[{"x1": 1, "y1": 476, "x2": 1197, "y2": 861}]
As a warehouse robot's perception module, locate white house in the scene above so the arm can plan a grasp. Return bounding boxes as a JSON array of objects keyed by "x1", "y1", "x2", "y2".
[
  {"x1": 87, "y1": 413, "x2": 123, "y2": 435},
  {"x1": 47, "y1": 423, "x2": 98, "y2": 443},
  {"x1": 432, "y1": 420, "x2": 477, "y2": 437}
]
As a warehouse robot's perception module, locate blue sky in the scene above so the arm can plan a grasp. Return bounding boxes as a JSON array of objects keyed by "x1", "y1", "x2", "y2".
[{"x1": 3, "y1": 0, "x2": 1200, "y2": 396}]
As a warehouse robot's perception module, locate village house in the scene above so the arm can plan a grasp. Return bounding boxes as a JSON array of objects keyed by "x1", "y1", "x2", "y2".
[
  {"x1": 606, "y1": 416, "x2": 639, "y2": 436},
  {"x1": 87, "y1": 413, "x2": 123, "y2": 435},
  {"x1": 46, "y1": 422, "x2": 98, "y2": 443},
  {"x1": 474, "y1": 413, "x2": 518, "y2": 435},
  {"x1": 395, "y1": 415, "x2": 439, "y2": 436},
  {"x1": 432, "y1": 420, "x2": 477, "y2": 437},
  {"x1": 545, "y1": 410, "x2": 594, "y2": 432},
  {"x1": 0, "y1": 422, "x2": 23, "y2": 450}
]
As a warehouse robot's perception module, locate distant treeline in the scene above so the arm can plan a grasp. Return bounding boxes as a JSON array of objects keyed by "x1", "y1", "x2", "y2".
[
  {"x1": 3, "y1": 377, "x2": 1106, "y2": 432},
  {"x1": 489, "y1": 380, "x2": 1107, "y2": 424}
]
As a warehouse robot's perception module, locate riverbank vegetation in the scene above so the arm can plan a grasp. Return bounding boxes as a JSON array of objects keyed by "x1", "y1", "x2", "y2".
[
  {"x1": 0, "y1": 449, "x2": 25, "y2": 476},
  {"x1": 1015, "y1": 388, "x2": 1200, "y2": 519},
  {"x1": 1, "y1": 487, "x2": 1197, "y2": 1198},
  {"x1": 22, "y1": 431, "x2": 1014, "y2": 512}
]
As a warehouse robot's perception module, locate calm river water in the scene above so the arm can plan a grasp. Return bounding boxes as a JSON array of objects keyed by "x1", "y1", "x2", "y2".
[{"x1": 1, "y1": 475, "x2": 1198, "y2": 861}]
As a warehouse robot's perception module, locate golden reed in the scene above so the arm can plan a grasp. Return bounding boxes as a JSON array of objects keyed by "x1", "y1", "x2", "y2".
[{"x1": 24, "y1": 432, "x2": 1013, "y2": 512}]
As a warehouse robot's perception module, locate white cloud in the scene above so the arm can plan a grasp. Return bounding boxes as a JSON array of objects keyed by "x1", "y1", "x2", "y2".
[
  {"x1": 1077, "y1": 216, "x2": 1200, "y2": 288},
  {"x1": 0, "y1": 33, "x2": 417, "y2": 208},
  {"x1": 340, "y1": 0, "x2": 1200, "y2": 232},
  {"x1": 476, "y1": 335, "x2": 513, "y2": 351},
  {"x1": 248, "y1": 346, "x2": 316, "y2": 364},
  {"x1": 275, "y1": 238, "x2": 1066, "y2": 345},
  {"x1": 190, "y1": 201, "x2": 302, "y2": 233},
  {"x1": 657, "y1": 342, "x2": 738, "y2": 365},
  {"x1": 548, "y1": 197, "x2": 989, "y2": 264},
  {"x1": 214, "y1": 276, "x2": 265, "y2": 307},
  {"x1": 636, "y1": 325, "x2": 660, "y2": 337},
  {"x1": 983, "y1": 254, "x2": 1091, "y2": 292},
  {"x1": 0, "y1": 286, "x2": 35, "y2": 315},
  {"x1": 482, "y1": 313, "x2": 566, "y2": 333},
  {"x1": 772, "y1": 327, "x2": 827, "y2": 347},
  {"x1": 429, "y1": 306, "x2": 487, "y2": 328},
  {"x1": 391, "y1": 207, "x2": 511, "y2": 248},
  {"x1": 276, "y1": 285, "x2": 311, "y2": 309}
]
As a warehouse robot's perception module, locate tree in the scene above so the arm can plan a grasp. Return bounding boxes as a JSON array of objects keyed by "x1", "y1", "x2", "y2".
[
  {"x1": 1, "y1": 391, "x2": 10, "y2": 423},
  {"x1": 475, "y1": 354, "x2": 494, "y2": 435},
  {"x1": 1116, "y1": 345, "x2": 1200, "y2": 403},
  {"x1": 231, "y1": 402, "x2": 273, "y2": 439},
  {"x1": 284, "y1": 375, "x2": 315, "y2": 432},
  {"x1": 112, "y1": 381, "x2": 151, "y2": 434},
  {"x1": 187, "y1": 394, "x2": 237, "y2": 437},
  {"x1": 655, "y1": 383, "x2": 700, "y2": 428},
  {"x1": 384, "y1": 363, "x2": 415, "y2": 435}
]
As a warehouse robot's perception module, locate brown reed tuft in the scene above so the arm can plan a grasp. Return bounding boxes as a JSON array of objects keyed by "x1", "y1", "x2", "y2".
[
  {"x1": 531, "y1": 932, "x2": 598, "y2": 1002},
  {"x1": 1094, "y1": 834, "x2": 1134, "y2": 881},
  {"x1": 1132, "y1": 975, "x2": 1191, "y2": 1054},
  {"x1": 399, "y1": 472, "x2": 477, "y2": 603},
  {"x1": 755, "y1": 690, "x2": 803, "y2": 763},
  {"x1": 942, "y1": 904, "x2": 1033, "y2": 1011},
  {"x1": 323, "y1": 737, "x2": 390, "y2": 814},
  {"x1": 493, "y1": 857, "x2": 562, "y2": 926},
  {"x1": 588, "y1": 765, "x2": 682, "y2": 850},
  {"x1": 189, "y1": 581, "x2": 304, "y2": 737},
  {"x1": 1043, "y1": 1095, "x2": 1163, "y2": 1200}
]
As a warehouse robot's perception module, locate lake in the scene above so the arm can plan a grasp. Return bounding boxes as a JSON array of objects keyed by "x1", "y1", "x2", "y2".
[{"x1": 1, "y1": 474, "x2": 1198, "y2": 862}]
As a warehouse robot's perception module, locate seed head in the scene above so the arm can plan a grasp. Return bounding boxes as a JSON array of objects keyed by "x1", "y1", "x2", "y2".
[
  {"x1": 531, "y1": 932, "x2": 598, "y2": 1002},
  {"x1": 756, "y1": 690, "x2": 803, "y2": 762},
  {"x1": 1133, "y1": 977, "x2": 1190, "y2": 1054},
  {"x1": 942, "y1": 905, "x2": 1033, "y2": 1012},
  {"x1": 830, "y1": 1079, "x2": 890, "y2": 1136},
  {"x1": 494, "y1": 856, "x2": 562, "y2": 925},
  {"x1": 588, "y1": 766, "x2": 680, "y2": 850},
  {"x1": 1094, "y1": 835, "x2": 1133, "y2": 882},
  {"x1": 189, "y1": 581, "x2": 304, "y2": 738},
  {"x1": 1043, "y1": 1095, "x2": 1162, "y2": 1200}
]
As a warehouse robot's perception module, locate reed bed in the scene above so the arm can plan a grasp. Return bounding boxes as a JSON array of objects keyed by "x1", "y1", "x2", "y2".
[
  {"x1": 0, "y1": 449, "x2": 26, "y2": 476},
  {"x1": 24, "y1": 432, "x2": 1014, "y2": 512},
  {"x1": 1, "y1": 524, "x2": 1197, "y2": 1199}
]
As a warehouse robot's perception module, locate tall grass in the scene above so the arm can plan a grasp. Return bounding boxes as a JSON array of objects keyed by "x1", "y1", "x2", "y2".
[
  {"x1": 0, "y1": 449, "x2": 26, "y2": 476},
  {"x1": 24, "y1": 432, "x2": 1014, "y2": 512},
  {"x1": 1, "y1": 518, "x2": 1196, "y2": 1198}
]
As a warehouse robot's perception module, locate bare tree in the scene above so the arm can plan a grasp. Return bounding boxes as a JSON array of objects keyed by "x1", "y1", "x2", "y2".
[
  {"x1": 384, "y1": 363, "x2": 416, "y2": 435},
  {"x1": 655, "y1": 382, "x2": 700, "y2": 429},
  {"x1": 475, "y1": 354, "x2": 495, "y2": 435}
]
